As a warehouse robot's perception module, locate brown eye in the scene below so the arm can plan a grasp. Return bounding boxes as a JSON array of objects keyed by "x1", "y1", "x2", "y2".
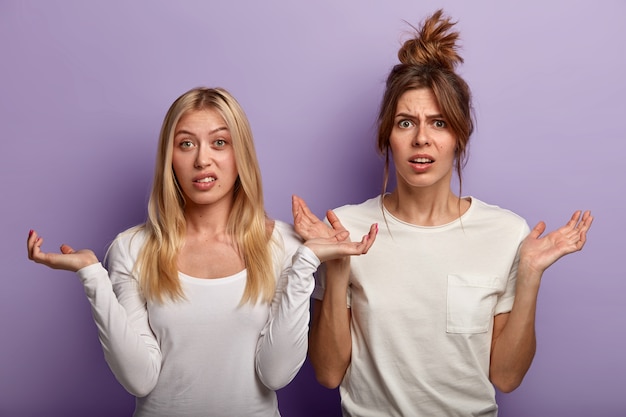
[{"x1": 399, "y1": 120, "x2": 413, "y2": 128}]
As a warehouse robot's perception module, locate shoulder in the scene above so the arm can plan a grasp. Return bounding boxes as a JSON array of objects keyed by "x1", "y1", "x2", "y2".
[
  {"x1": 107, "y1": 225, "x2": 148, "y2": 261},
  {"x1": 332, "y1": 195, "x2": 382, "y2": 218},
  {"x1": 271, "y1": 219, "x2": 303, "y2": 253},
  {"x1": 468, "y1": 197, "x2": 530, "y2": 234},
  {"x1": 470, "y1": 198, "x2": 525, "y2": 222},
  {"x1": 330, "y1": 195, "x2": 383, "y2": 233}
]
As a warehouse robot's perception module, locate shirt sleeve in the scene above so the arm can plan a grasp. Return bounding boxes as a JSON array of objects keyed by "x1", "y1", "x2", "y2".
[
  {"x1": 76, "y1": 233, "x2": 162, "y2": 397},
  {"x1": 255, "y1": 232, "x2": 320, "y2": 390},
  {"x1": 494, "y1": 221, "x2": 531, "y2": 315}
]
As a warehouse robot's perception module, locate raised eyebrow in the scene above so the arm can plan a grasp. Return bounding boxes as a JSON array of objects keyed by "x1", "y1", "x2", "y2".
[
  {"x1": 209, "y1": 126, "x2": 229, "y2": 135},
  {"x1": 174, "y1": 126, "x2": 229, "y2": 137}
]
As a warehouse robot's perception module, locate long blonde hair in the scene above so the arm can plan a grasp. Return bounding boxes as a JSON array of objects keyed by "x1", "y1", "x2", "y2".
[{"x1": 135, "y1": 87, "x2": 274, "y2": 304}]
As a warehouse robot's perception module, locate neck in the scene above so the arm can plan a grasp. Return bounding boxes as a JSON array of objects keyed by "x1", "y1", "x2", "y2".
[
  {"x1": 183, "y1": 199, "x2": 233, "y2": 236},
  {"x1": 384, "y1": 185, "x2": 467, "y2": 226}
]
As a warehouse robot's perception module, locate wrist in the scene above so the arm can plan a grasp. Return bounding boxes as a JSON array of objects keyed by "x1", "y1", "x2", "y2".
[
  {"x1": 516, "y1": 261, "x2": 543, "y2": 289},
  {"x1": 326, "y1": 257, "x2": 350, "y2": 272}
]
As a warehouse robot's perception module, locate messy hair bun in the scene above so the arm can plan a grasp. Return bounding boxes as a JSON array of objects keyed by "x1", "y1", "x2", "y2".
[
  {"x1": 397, "y1": 9, "x2": 463, "y2": 72},
  {"x1": 377, "y1": 9, "x2": 473, "y2": 201}
]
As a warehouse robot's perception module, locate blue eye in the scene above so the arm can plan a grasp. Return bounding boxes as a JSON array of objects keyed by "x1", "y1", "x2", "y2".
[
  {"x1": 179, "y1": 140, "x2": 194, "y2": 148},
  {"x1": 214, "y1": 139, "x2": 226, "y2": 147}
]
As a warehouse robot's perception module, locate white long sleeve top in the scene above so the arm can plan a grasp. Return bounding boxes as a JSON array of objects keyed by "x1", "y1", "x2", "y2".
[{"x1": 76, "y1": 220, "x2": 319, "y2": 417}]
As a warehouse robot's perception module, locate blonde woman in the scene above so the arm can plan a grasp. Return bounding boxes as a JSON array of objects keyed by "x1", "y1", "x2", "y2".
[
  {"x1": 27, "y1": 87, "x2": 377, "y2": 417},
  {"x1": 295, "y1": 10, "x2": 593, "y2": 417}
]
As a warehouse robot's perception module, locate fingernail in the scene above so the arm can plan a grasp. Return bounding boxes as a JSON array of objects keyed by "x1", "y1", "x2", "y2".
[{"x1": 29, "y1": 229, "x2": 33, "y2": 236}]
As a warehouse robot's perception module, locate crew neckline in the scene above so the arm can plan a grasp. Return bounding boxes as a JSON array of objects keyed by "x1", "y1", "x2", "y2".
[{"x1": 380, "y1": 195, "x2": 475, "y2": 230}]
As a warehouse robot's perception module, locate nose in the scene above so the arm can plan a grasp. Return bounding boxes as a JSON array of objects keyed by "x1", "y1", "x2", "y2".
[
  {"x1": 413, "y1": 126, "x2": 430, "y2": 147},
  {"x1": 194, "y1": 145, "x2": 212, "y2": 168}
]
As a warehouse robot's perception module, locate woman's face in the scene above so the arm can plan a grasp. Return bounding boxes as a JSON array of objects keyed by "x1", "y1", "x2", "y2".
[
  {"x1": 389, "y1": 88, "x2": 457, "y2": 193},
  {"x1": 171, "y1": 108, "x2": 238, "y2": 210}
]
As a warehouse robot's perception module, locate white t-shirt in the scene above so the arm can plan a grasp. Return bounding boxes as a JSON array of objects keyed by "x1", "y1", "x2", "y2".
[
  {"x1": 313, "y1": 196, "x2": 530, "y2": 417},
  {"x1": 78, "y1": 220, "x2": 319, "y2": 417}
]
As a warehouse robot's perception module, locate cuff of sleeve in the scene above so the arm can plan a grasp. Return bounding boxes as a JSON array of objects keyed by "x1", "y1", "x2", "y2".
[
  {"x1": 76, "y1": 262, "x2": 109, "y2": 297},
  {"x1": 289, "y1": 245, "x2": 320, "y2": 294},
  {"x1": 294, "y1": 245, "x2": 320, "y2": 270}
]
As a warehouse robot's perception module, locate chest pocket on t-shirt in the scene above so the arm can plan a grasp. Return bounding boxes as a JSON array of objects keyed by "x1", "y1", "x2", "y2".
[{"x1": 446, "y1": 275, "x2": 499, "y2": 334}]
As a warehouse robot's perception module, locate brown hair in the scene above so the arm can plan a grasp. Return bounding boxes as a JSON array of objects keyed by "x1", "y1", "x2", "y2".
[{"x1": 377, "y1": 9, "x2": 474, "y2": 195}]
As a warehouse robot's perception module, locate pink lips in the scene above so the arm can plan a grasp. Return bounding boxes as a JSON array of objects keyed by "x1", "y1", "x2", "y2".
[
  {"x1": 192, "y1": 173, "x2": 217, "y2": 190},
  {"x1": 409, "y1": 154, "x2": 434, "y2": 172}
]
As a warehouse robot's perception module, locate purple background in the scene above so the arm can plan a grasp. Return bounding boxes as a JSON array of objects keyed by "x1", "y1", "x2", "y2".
[{"x1": 1, "y1": 1, "x2": 624, "y2": 416}]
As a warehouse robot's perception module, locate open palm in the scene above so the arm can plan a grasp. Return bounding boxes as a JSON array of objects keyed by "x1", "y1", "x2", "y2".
[{"x1": 519, "y1": 210, "x2": 593, "y2": 274}]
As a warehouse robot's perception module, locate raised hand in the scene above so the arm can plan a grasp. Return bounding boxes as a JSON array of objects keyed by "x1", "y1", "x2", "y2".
[
  {"x1": 292, "y1": 195, "x2": 347, "y2": 242},
  {"x1": 519, "y1": 210, "x2": 593, "y2": 275},
  {"x1": 27, "y1": 229, "x2": 99, "y2": 272},
  {"x1": 292, "y1": 195, "x2": 378, "y2": 263},
  {"x1": 304, "y1": 222, "x2": 378, "y2": 263}
]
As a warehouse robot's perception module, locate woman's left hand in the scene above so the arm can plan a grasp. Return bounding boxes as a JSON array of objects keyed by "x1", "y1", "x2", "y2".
[{"x1": 519, "y1": 210, "x2": 594, "y2": 274}]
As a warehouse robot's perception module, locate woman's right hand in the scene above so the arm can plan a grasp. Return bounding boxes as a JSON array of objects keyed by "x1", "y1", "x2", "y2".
[
  {"x1": 27, "y1": 229, "x2": 99, "y2": 272},
  {"x1": 292, "y1": 195, "x2": 378, "y2": 263}
]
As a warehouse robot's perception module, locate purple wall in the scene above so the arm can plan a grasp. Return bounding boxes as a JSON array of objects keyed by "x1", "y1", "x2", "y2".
[{"x1": 1, "y1": 1, "x2": 624, "y2": 416}]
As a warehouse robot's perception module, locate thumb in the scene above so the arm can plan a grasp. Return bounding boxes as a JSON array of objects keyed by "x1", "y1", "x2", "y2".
[
  {"x1": 529, "y1": 221, "x2": 546, "y2": 239},
  {"x1": 60, "y1": 244, "x2": 75, "y2": 254}
]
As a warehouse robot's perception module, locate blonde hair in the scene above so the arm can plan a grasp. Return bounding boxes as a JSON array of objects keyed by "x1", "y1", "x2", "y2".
[
  {"x1": 377, "y1": 9, "x2": 474, "y2": 196},
  {"x1": 135, "y1": 87, "x2": 274, "y2": 304}
]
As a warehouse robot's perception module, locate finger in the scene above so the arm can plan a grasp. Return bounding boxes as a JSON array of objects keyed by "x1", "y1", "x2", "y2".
[
  {"x1": 577, "y1": 216, "x2": 593, "y2": 247},
  {"x1": 291, "y1": 195, "x2": 300, "y2": 219},
  {"x1": 28, "y1": 234, "x2": 47, "y2": 263},
  {"x1": 334, "y1": 230, "x2": 350, "y2": 242},
  {"x1": 326, "y1": 210, "x2": 346, "y2": 232},
  {"x1": 566, "y1": 210, "x2": 583, "y2": 230},
  {"x1": 292, "y1": 195, "x2": 311, "y2": 226},
  {"x1": 32, "y1": 234, "x2": 45, "y2": 257},
  {"x1": 293, "y1": 205, "x2": 302, "y2": 226},
  {"x1": 293, "y1": 198, "x2": 313, "y2": 226},
  {"x1": 580, "y1": 211, "x2": 594, "y2": 232},
  {"x1": 572, "y1": 212, "x2": 593, "y2": 249},
  {"x1": 292, "y1": 195, "x2": 309, "y2": 221},
  {"x1": 362, "y1": 223, "x2": 379, "y2": 253},
  {"x1": 353, "y1": 223, "x2": 378, "y2": 254},
  {"x1": 575, "y1": 230, "x2": 587, "y2": 250},
  {"x1": 293, "y1": 195, "x2": 310, "y2": 218},
  {"x1": 529, "y1": 221, "x2": 546, "y2": 239},
  {"x1": 27, "y1": 229, "x2": 37, "y2": 256}
]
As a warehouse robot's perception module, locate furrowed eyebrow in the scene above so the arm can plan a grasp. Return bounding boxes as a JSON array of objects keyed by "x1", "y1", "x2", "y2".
[{"x1": 394, "y1": 112, "x2": 444, "y2": 119}]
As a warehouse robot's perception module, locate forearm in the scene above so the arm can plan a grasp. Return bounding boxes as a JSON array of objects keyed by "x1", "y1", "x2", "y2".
[
  {"x1": 255, "y1": 246, "x2": 318, "y2": 390},
  {"x1": 490, "y1": 266, "x2": 542, "y2": 392},
  {"x1": 308, "y1": 261, "x2": 352, "y2": 389},
  {"x1": 78, "y1": 263, "x2": 161, "y2": 397}
]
